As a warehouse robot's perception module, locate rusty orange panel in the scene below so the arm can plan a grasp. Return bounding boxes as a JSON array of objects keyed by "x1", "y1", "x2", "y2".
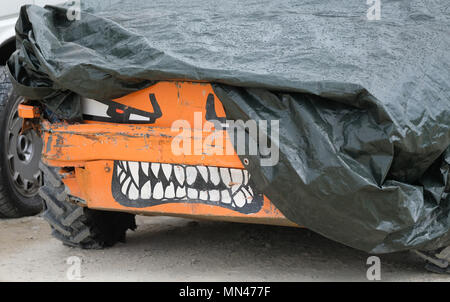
[
  {"x1": 18, "y1": 104, "x2": 40, "y2": 118},
  {"x1": 41, "y1": 81, "x2": 241, "y2": 168},
  {"x1": 41, "y1": 121, "x2": 242, "y2": 168},
  {"x1": 42, "y1": 81, "x2": 297, "y2": 227},
  {"x1": 64, "y1": 160, "x2": 297, "y2": 227}
]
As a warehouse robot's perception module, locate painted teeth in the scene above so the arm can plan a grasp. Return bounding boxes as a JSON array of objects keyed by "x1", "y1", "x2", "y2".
[
  {"x1": 153, "y1": 182, "x2": 164, "y2": 199},
  {"x1": 233, "y1": 191, "x2": 246, "y2": 207},
  {"x1": 176, "y1": 186, "x2": 186, "y2": 198},
  {"x1": 247, "y1": 186, "x2": 253, "y2": 196},
  {"x1": 199, "y1": 191, "x2": 208, "y2": 200},
  {"x1": 162, "y1": 164, "x2": 172, "y2": 181},
  {"x1": 129, "y1": 183, "x2": 139, "y2": 200},
  {"x1": 186, "y1": 166, "x2": 197, "y2": 185},
  {"x1": 151, "y1": 163, "x2": 160, "y2": 178},
  {"x1": 117, "y1": 161, "x2": 256, "y2": 208},
  {"x1": 174, "y1": 165, "x2": 185, "y2": 185},
  {"x1": 129, "y1": 162, "x2": 139, "y2": 186},
  {"x1": 141, "y1": 162, "x2": 149, "y2": 177},
  {"x1": 231, "y1": 184, "x2": 240, "y2": 194},
  {"x1": 187, "y1": 188, "x2": 198, "y2": 199},
  {"x1": 220, "y1": 168, "x2": 231, "y2": 188},
  {"x1": 121, "y1": 177, "x2": 131, "y2": 195},
  {"x1": 141, "y1": 181, "x2": 151, "y2": 199},
  {"x1": 209, "y1": 190, "x2": 220, "y2": 202},
  {"x1": 241, "y1": 187, "x2": 252, "y2": 203},
  {"x1": 209, "y1": 167, "x2": 220, "y2": 186},
  {"x1": 119, "y1": 172, "x2": 126, "y2": 184},
  {"x1": 165, "y1": 182, "x2": 175, "y2": 199},
  {"x1": 231, "y1": 169, "x2": 243, "y2": 184},
  {"x1": 197, "y1": 166, "x2": 208, "y2": 182},
  {"x1": 221, "y1": 190, "x2": 231, "y2": 204}
]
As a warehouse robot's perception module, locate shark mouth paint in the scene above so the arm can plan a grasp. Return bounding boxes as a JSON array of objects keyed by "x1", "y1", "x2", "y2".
[{"x1": 111, "y1": 161, "x2": 263, "y2": 214}]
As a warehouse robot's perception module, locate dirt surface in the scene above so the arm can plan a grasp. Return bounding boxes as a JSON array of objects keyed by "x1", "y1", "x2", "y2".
[{"x1": 0, "y1": 215, "x2": 449, "y2": 282}]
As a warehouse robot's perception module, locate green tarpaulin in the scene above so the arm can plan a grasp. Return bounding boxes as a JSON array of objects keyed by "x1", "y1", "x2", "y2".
[{"x1": 7, "y1": 0, "x2": 450, "y2": 253}]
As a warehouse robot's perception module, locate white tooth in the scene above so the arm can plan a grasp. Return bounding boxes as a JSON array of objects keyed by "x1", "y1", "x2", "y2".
[
  {"x1": 151, "y1": 163, "x2": 160, "y2": 178},
  {"x1": 199, "y1": 191, "x2": 208, "y2": 200},
  {"x1": 221, "y1": 190, "x2": 231, "y2": 204},
  {"x1": 141, "y1": 162, "x2": 149, "y2": 177},
  {"x1": 248, "y1": 186, "x2": 253, "y2": 196},
  {"x1": 233, "y1": 191, "x2": 246, "y2": 207},
  {"x1": 209, "y1": 166, "x2": 220, "y2": 186},
  {"x1": 119, "y1": 172, "x2": 126, "y2": 184},
  {"x1": 243, "y1": 170, "x2": 249, "y2": 185},
  {"x1": 117, "y1": 166, "x2": 122, "y2": 176},
  {"x1": 141, "y1": 181, "x2": 151, "y2": 199},
  {"x1": 162, "y1": 163, "x2": 172, "y2": 181},
  {"x1": 122, "y1": 161, "x2": 128, "y2": 172},
  {"x1": 129, "y1": 161, "x2": 139, "y2": 185},
  {"x1": 220, "y1": 168, "x2": 231, "y2": 188},
  {"x1": 209, "y1": 190, "x2": 220, "y2": 202},
  {"x1": 230, "y1": 169, "x2": 243, "y2": 184},
  {"x1": 165, "y1": 182, "x2": 175, "y2": 198},
  {"x1": 186, "y1": 166, "x2": 197, "y2": 185},
  {"x1": 174, "y1": 165, "x2": 185, "y2": 185},
  {"x1": 121, "y1": 177, "x2": 131, "y2": 195},
  {"x1": 153, "y1": 182, "x2": 163, "y2": 199},
  {"x1": 197, "y1": 166, "x2": 208, "y2": 182},
  {"x1": 176, "y1": 186, "x2": 186, "y2": 198},
  {"x1": 129, "y1": 183, "x2": 139, "y2": 200},
  {"x1": 231, "y1": 184, "x2": 240, "y2": 195},
  {"x1": 187, "y1": 188, "x2": 198, "y2": 199},
  {"x1": 241, "y1": 187, "x2": 253, "y2": 203}
]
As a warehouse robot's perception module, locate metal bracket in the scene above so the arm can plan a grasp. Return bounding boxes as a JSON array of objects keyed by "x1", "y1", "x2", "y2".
[{"x1": 413, "y1": 250, "x2": 450, "y2": 274}]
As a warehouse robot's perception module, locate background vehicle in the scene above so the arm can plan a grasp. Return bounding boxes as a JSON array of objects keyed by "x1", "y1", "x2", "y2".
[{"x1": 0, "y1": 0, "x2": 61, "y2": 217}]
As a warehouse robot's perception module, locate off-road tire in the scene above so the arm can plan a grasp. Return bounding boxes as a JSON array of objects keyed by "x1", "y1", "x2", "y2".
[
  {"x1": 39, "y1": 162, "x2": 137, "y2": 249},
  {"x1": 0, "y1": 65, "x2": 42, "y2": 218}
]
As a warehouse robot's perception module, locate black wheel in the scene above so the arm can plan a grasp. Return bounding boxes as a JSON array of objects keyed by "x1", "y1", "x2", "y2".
[
  {"x1": 39, "y1": 162, "x2": 137, "y2": 249},
  {"x1": 0, "y1": 65, "x2": 43, "y2": 217}
]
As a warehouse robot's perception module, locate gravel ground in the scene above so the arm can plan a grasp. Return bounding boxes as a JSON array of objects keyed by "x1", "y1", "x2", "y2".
[{"x1": 0, "y1": 215, "x2": 449, "y2": 282}]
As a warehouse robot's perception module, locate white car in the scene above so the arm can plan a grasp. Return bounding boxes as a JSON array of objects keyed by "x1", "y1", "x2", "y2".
[
  {"x1": 0, "y1": 1, "x2": 62, "y2": 64},
  {"x1": 0, "y1": 1, "x2": 62, "y2": 218}
]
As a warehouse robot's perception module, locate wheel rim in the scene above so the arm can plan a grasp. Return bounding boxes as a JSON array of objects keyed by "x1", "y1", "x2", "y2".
[{"x1": 5, "y1": 97, "x2": 42, "y2": 197}]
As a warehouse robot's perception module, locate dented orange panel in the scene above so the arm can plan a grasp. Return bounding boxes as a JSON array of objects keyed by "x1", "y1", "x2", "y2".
[{"x1": 42, "y1": 81, "x2": 297, "y2": 227}]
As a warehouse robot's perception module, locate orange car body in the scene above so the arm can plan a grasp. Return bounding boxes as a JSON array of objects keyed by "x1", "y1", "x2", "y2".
[{"x1": 22, "y1": 81, "x2": 297, "y2": 227}]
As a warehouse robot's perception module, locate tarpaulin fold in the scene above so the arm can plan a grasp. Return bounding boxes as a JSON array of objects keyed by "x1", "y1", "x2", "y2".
[{"x1": 7, "y1": 0, "x2": 450, "y2": 253}]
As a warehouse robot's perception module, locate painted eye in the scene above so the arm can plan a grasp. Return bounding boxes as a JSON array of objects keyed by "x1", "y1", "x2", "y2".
[
  {"x1": 205, "y1": 93, "x2": 227, "y2": 129},
  {"x1": 129, "y1": 113, "x2": 151, "y2": 122},
  {"x1": 81, "y1": 98, "x2": 109, "y2": 119},
  {"x1": 81, "y1": 94, "x2": 162, "y2": 124}
]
